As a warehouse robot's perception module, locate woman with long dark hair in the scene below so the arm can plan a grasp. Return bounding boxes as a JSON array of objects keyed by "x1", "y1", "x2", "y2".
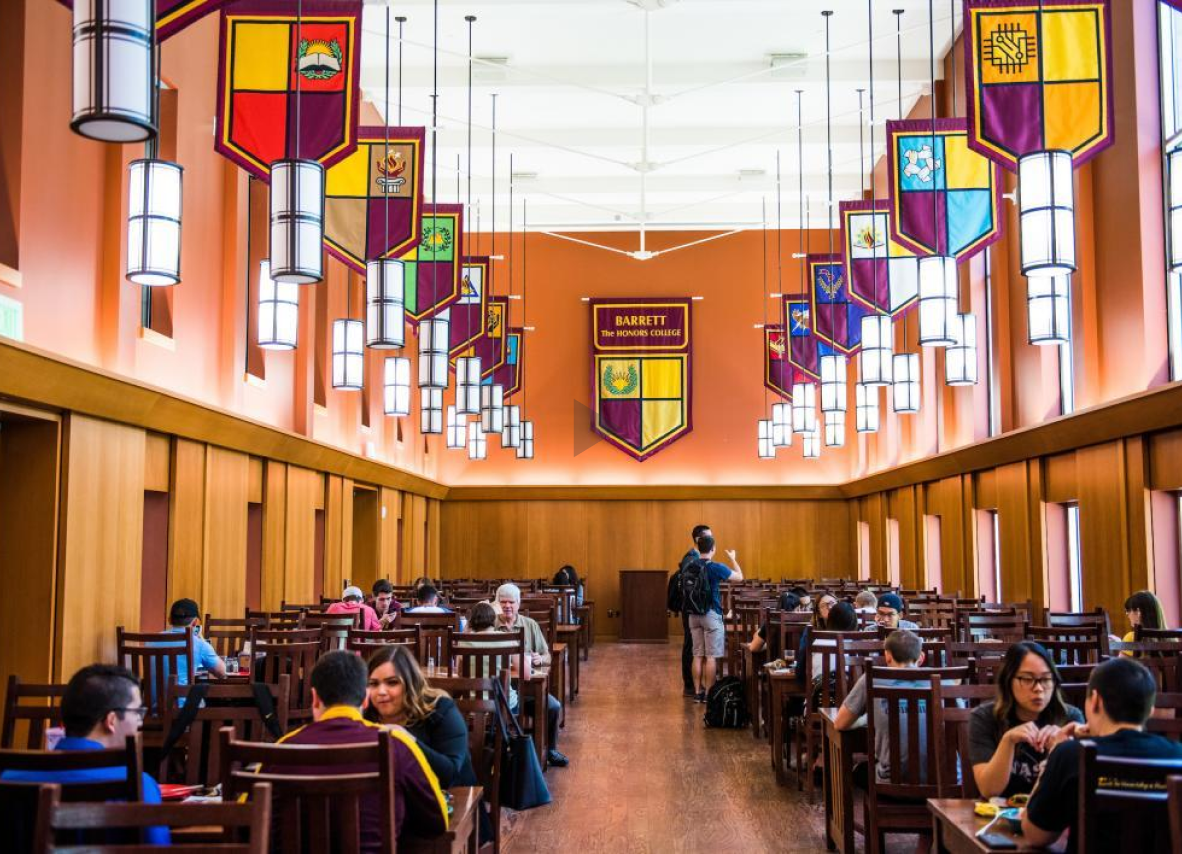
[
  {"x1": 969, "y1": 641, "x2": 1084, "y2": 798},
  {"x1": 1123, "y1": 590, "x2": 1169, "y2": 638}
]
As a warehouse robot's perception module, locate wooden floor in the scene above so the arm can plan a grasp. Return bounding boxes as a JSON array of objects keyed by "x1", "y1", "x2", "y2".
[{"x1": 501, "y1": 640, "x2": 916, "y2": 853}]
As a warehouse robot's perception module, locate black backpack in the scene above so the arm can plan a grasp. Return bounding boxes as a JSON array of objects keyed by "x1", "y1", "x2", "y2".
[
  {"x1": 703, "y1": 676, "x2": 749, "y2": 729},
  {"x1": 679, "y1": 559, "x2": 712, "y2": 616},
  {"x1": 666, "y1": 570, "x2": 684, "y2": 613}
]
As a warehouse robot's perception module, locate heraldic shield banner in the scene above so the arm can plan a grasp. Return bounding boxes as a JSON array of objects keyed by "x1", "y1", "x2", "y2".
[
  {"x1": 323, "y1": 126, "x2": 425, "y2": 272},
  {"x1": 590, "y1": 299, "x2": 692, "y2": 462},
  {"x1": 57, "y1": 0, "x2": 228, "y2": 40},
  {"x1": 839, "y1": 200, "x2": 919, "y2": 318},
  {"x1": 451, "y1": 295, "x2": 509, "y2": 380},
  {"x1": 402, "y1": 205, "x2": 465, "y2": 324},
  {"x1": 448, "y1": 257, "x2": 491, "y2": 358},
  {"x1": 807, "y1": 253, "x2": 867, "y2": 355},
  {"x1": 764, "y1": 326, "x2": 793, "y2": 399},
  {"x1": 964, "y1": 0, "x2": 1114, "y2": 170},
  {"x1": 216, "y1": 0, "x2": 363, "y2": 179}
]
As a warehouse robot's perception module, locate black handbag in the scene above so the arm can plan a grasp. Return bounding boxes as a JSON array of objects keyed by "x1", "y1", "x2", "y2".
[{"x1": 492, "y1": 677, "x2": 551, "y2": 811}]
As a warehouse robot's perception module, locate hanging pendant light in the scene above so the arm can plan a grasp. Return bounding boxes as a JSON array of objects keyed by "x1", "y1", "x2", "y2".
[
  {"x1": 1027, "y1": 274, "x2": 1072, "y2": 345},
  {"x1": 127, "y1": 158, "x2": 182, "y2": 285},
  {"x1": 418, "y1": 311, "x2": 450, "y2": 389},
  {"x1": 1019, "y1": 150, "x2": 1076, "y2": 278},
  {"x1": 420, "y1": 387, "x2": 443, "y2": 434},
  {"x1": 516, "y1": 420, "x2": 534, "y2": 459},
  {"x1": 445, "y1": 405, "x2": 467, "y2": 450},
  {"x1": 481, "y1": 384, "x2": 505, "y2": 434},
  {"x1": 366, "y1": 259, "x2": 405, "y2": 348},
  {"x1": 258, "y1": 260, "x2": 299, "y2": 350},
  {"x1": 856, "y1": 382, "x2": 880, "y2": 433},
  {"x1": 501, "y1": 404, "x2": 522, "y2": 449},
  {"x1": 820, "y1": 354, "x2": 847, "y2": 413},
  {"x1": 802, "y1": 430, "x2": 821, "y2": 459},
  {"x1": 467, "y1": 422, "x2": 487, "y2": 460},
  {"x1": 757, "y1": 419, "x2": 775, "y2": 459},
  {"x1": 384, "y1": 356, "x2": 411, "y2": 416},
  {"x1": 771, "y1": 402, "x2": 793, "y2": 447},
  {"x1": 945, "y1": 312, "x2": 978, "y2": 386},
  {"x1": 331, "y1": 318, "x2": 364, "y2": 390},
  {"x1": 824, "y1": 410, "x2": 845, "y2": 447},
  {"x1": 270, "y1": 159, "x2": 325, "y2": 284},
  {"x1": 1169, "y1": 148, "x2": 1182, "y2": 272},
  {"x1": 791, "y1": 382, "x2": 817, "y2": 434},
  {"x1": 455, "y1": 356, "x2": 483, "y2": 415},
  {"x1": 859, "y1": 314, "x2": 894, "y2": 385},
  {"x1": 72, "y1": 0, "x2": 156, "y2": 142},
  {"x1": 892, "y1": 353, "x2": 921, "y2": 413},
  {"x1": 917, "y1": 256, "x2": 958, "y2": 346}
]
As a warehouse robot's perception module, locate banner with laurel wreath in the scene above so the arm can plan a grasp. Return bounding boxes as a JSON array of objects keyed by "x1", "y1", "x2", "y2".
[{"x1": 590, "y1": 298, "x2": 692, "y2": 462}]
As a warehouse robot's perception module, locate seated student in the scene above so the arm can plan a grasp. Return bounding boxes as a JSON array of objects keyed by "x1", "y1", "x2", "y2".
[
  {"x1": 1022, "y1": 657, "x2": 1182, "y2": 851},
  {"x1": 369, "y1": 579, "x2": 403, "y2": 629},
  {"x1": 164, "y1": 598, "x2": 225, "y2": 684},
  {"x1": 854, "y1": 590, "x2": 878, "y2": 615},
  {"x1": 458, "y1": 601, "x2": 532, "y2": 712},
  {"x1": 870, "y1": 593, "x2": 920, "y2": 631},
  {"x1": 970, "y1": 641, "x2": 1084, "y2": 798},
  {"x1": 789, "y1": 586, "x2": 813, "y2": 613},
  {"x1": 2, "y1": 664, "x2": 169, "y2": 844},
  {"x1": 834, "y1": 629, "x2": 930, "y2": 786},
  {"x1": 1116, "y1": 590, "x2": 1170, "y2": 655},
  {"x1": 796, "y1": 601, "x2": 859, "y2": 690},
  {"x1": 405, "y1": 585, "x2": 454, "y2": 615},
  {"x1": 552, "y1": 565, "x2": 584, "y2": 607},
  {"x1": 274, "y1": 651, "x2": 448, "y2": 848},
  {"x1": 746, "y1": 591, "x2": 801, "y2": 655},
  {"x1": 326, "y1": 586, "x2": 382, "y2": 631}
]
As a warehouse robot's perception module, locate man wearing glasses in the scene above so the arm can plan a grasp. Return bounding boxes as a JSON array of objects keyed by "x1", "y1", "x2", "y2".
[{"x1": 2, "y1": 664, "x2": 168, "y2": 844}]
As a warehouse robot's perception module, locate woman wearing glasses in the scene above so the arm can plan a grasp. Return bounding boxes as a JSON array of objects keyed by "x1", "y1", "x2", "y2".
[{"x1": 969, "y1": 641, "x2": 1084, "y2": 798}]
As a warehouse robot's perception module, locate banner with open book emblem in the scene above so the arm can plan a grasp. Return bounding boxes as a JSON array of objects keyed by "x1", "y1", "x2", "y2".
[{"x1": 590, "y1": 299, "x2": 692, "y2": 462}]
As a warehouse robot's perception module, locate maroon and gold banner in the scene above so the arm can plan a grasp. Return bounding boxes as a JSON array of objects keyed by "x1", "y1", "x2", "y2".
[
  {"x1": 590, "y1": 298, "x2": 692, "y2": 462},
  {"x1": 964, "y1": 0, "x2": 1114, "y2": 170},
  {"x1": 451, "y1": 295, "x2": 509, "y2": 380},
  {"x1": 764, "y1": 325, "x2": 793, "y2": 399},
  {"x1": 215, "y1": 0, "x2": 363, "y2": 180},
  {"x1": 57, "y1": 0, "x2": 227, "y2": 40},
  {"x1": 491, "y1": 329, "x2": 524, "y2": 399},
  {"x1": 447, "y1": 257, "x2": 491, "y2": 358}
]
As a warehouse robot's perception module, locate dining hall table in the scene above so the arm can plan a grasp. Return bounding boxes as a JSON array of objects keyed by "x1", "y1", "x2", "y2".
[
  {"x1": 928, "y1": 799, "x2": 1065, "y2": 854},
  {"x1": 766, "y1": 665, "x2": 808, "y2": 786}
]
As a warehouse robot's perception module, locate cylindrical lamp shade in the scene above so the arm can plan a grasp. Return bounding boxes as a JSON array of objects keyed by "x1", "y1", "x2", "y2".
[
  {"x1": 445, "y1": 406, "x2": 467, "y2": 450},
  {"x1": 791, "y1": 382, "x2": 817, "y2": 434},
  {"x1": 820, "y1": 354, "x2": 848, "y2": 413},
  {"x1": 802, "y1": 430, "x2": 821, "y2": 459},
  {"x1": 757, "y1": 419, "x2": 775, "y2": 459},
  {"x1": 892, "y1": 353, "x2": 921, "y2": 414},
  {"x1": 824, "y1": 410, "x2": 845, "y2": 448},
  {"x1": 269, "y1": 159, "x2": 325, "y2": 284},
  {"x1": 501, "y1": 404, "x2": 522, "y2": 449},
  {"x1": 1027, "y1": 274, "x2": 1072, "y2": 345},
  {"x1": 383, "y1": 357, "x2": 411, "y2": 416},
  {"x1": 945, "y1": 313, "x2": 979, "y2": 386},
  {"x1": 72, "y1": 0, "x2": 155, "y2": 142},
  {"x1": 855, "y1": 382, "x2": 880, "y2": 433},
  {"x1": 1019, "y1": 150, "x2": 1076, "y2": 277},
  {"x1": 127, "y1": 159, "x2": 182, "y2": 286},
  {"x1": 918, "y1": 255, "x2": 958, "y2": 346},
  {"x1": 480, "y1": 384, "x2": 505, "y2": 434},
  {"x1": 859, "y1": 315, "x2": 894, "y2": 385},
  {"x1": 420, "y1": 387, "x2": 443, "y2": 434},
  {"x1": 468, "y1": 423, "x2": 488, "y2": 460},
  {"x1": 771, "y1": 402, "x2": 793, "y2": 447},
  {"x1": 454, "y1": 357, "x2": 482, "y2": 415},
  {"x1": 258, "y1": 260, "x2": 299, "y2": 350},
  {"x1": 331, "y1": 319, "x2": 364, "y2": 390},
  {"x1": 516, "y1": 420, "x2": 535, "y2": 459},
  {"x1": 366, "y1": 259, "x2": 405, "y2": 348},
  {"x1": 1170, "y1": 148, "x2": 1182, "y2": 272},
  {"x1": 417, "y1": 314, "x2": 450, "y2": 389}
]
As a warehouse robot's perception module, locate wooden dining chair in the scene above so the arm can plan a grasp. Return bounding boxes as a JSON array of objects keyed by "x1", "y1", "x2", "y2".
[
  {"x1": 1147, "y1": 692, "x2": 1182, "y2": 742},
  {"x1": 2, "y1": 675, "x2": 66, "y2": 749},
  {"x1": 245, "y1": 610, "x2": 304, "y2": 630},
  {"x1": 446, "y1": 630, "x2": 527, "y2": 685},
  {"x1": 959, "y1": 613, "x2": 1029, "y2": 644},
  {"x1": 1169, "y1": 775, "x2": 1182, "y2": 854},
  {"x1": 220, "y1": 727, "x2": 400, "y2": 854},
  {"x1": 1078, "y1": 740, "x2": 1182, "y2": 854},
  {"x1": 397, "y1": 611, "x2": 462, "y2": 666},
  {"x1": 203, "y1": 616, "x2": 263, "y2": 659},
  {"x1": 1026, "y1": 623, "x2": 1108, "y2": 661},
  {"x1": 249, "y1": 628, "x2": 321, "y2": 727},
  {"x1": 345, "y1": 627, "x2": 422, "y2": 659},
  {"x1": 116, "y1": 626, "x2": 196, "y2": 741},
  {"x1": 939, "y1": 683, "x2": 998, "y2": 799},
  {"x1": 34, "y1": 781, "x2": 273, "y2": 853},
  {"x1": 800, "y1": 629, "x2": 866, "y2": 798},
  {"x1": 1045, "y1": 606, "x2": 1111, "y2": 636},
  {"x1": 159, "y1": 677, "x2": 290, "y2": 785},
  {"x1": 301, "y1": 613, "x2": 358, "y2": 653},
  {"x1": 280, "y1": 601, "x2": 318, "y2": 613}
]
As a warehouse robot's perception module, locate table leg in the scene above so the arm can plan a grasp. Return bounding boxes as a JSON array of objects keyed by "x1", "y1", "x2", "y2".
[
  {"x1": 823, "y1": 727, "x2": 856, "y2": 854},
  {"x1": 569, "y1": 633, "x2": 580, "y2": 700},
  {"x1": 526, "y1": 678, "x2": 547, "y2": 767},
  {"x1": 770, "y1": 680, "x2": 787, "y2": 786}
]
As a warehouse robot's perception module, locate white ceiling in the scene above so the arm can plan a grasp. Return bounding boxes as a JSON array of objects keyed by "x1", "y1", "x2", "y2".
[{"x1": 358, "y1": 0, "x2": 959, "y2": 237}]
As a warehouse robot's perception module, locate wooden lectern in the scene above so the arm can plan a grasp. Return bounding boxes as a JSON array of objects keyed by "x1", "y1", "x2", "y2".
[{"x1": 618, "y1": 569, "x2": 670, "y2": 643}]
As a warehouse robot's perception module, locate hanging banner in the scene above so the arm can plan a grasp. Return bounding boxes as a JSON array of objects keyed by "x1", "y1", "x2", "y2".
[
  {"x1": 807, "y1": 253, "x2": 868, "y2": 355},
  {"x1": 489, "y1": 329, "x2": 524, "y2": 399},
  {"x1": 448, "y1": 257, "x2": 491, "y2": 358},
  {"x1": 322, "y1": 126, "x2": 425, "y2": 271},
  {"x1": 215, "y1": 0, "x2": 363, "y2": 180},
  {"x1": 401, "y1": 205, "x2": 465, "y2": 324},
  {"x1": 451, "y1": 295, "x2": 509, "y2": 380},
  {"x1": 764, "y1": 326, "x2": 793, "y2": 399},
  {"x1": 839, "y1": 200, "x2": 920, "y2": 318},
  {"x1": 886, "y1": 118, "x2": 1003, "y2": 260},
  {"x1": 590, "y1": 298, "x2": 692, "y2": 462},
  {"x1": 784, "y1": 298, "x2": 822, "y2": 381},
  {"x1": 964, "y1": 0, "x2": 1114, "y2": 170},
  {"x1": 56, "y1": 0, "x2": 228, "y2": 41}
]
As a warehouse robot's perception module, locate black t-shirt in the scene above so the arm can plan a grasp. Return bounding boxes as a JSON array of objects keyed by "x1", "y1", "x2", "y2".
[
  {"x1": 968, "y1": 701, "x2": 1084, "y2": 797},
  {"x1": 1025, "y1": 729, "x2": 1182, "y2": 853}
]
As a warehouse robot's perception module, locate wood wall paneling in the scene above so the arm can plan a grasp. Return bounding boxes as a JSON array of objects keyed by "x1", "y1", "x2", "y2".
[
  {"x1": 261, "y1": 461, "x2": 287, "y2": 610},
  {"x1": 283, "y1": 466, "x2": 320, "y2": 604},
  {"x1": 201, "y1": 446, "x2": 250, "y2": 620},
  {"x1": 167, "y1": 439, "x2": 205, "y2": 604},
  {"x1": 144, "y1": 432, "x2": 170, "y2": 493}
]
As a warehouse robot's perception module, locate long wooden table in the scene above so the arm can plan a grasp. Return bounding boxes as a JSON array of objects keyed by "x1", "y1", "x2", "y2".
[
  {"x1": 821, "y1": 707, "x2": 866, "y2": 854},
  {"x1": 929, "y1": 799, "x2": 1065, "y2": 854},
  {"x1": 523, "y1": 669, "x2": 550, "y2": 765},
  {"x1": 403, "y1": 786, "x2": 483, "y2": 854},
  {"x1": 557, "y1": 623, "x2": 581, "y2": 700}
]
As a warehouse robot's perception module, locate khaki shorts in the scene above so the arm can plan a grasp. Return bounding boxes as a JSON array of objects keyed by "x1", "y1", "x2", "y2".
[{"x1": 688, "y1": 611, "x2": 725, "y2": 658}]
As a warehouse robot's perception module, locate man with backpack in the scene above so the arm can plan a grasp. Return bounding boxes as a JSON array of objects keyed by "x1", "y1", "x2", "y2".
[
  {"x1": 669, "y1": 524, "x2": 711, "y2": 698},
  {"x1": 682, "y1": 534, "x2": 743, "y2": 703}
]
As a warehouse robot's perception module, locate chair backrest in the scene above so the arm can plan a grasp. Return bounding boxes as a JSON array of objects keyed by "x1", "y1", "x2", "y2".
[
  {"x1": 521, "y1": 602, "x2": 558, "y2": 650},
  {"x1": 1170, "y1": 775, "x2": 1182, "y2": 854},
  {"x1": 396, "y1": 611, "x2": 462, "y2": 665},
  {"x1": 301, "y1": 614, "x2": 358, "y2": 653},
  {"x1": 204, "y1": 616, "x2": 262, "y2": 659},
  {"x1": 939, "y1": 683, "x2": 998, "y2": 799},
  {"x1": 769, "y1": 611, "x2": 812, "y2": 662},
  {"x1": 2, "y1": 675, "x2": 66, "y2": 749},
  {"x1": 805, "y1": 630, "x2": 870, "y2": 709},
  {"x1": 35, "y1": 780, "x2": 273, "y2": 853},
  {"x1": 1078, "y1": 739, "x2": 1182, "y2": 854},
  {"x1": 280, "y1": 601, "x2": 317, "y2": 613},
  {"x1": 863, "y1": 668, "x2": 957, "y2": 802},
  {"x1": 160, "y1": 677, "x2": 291, "y2": 786},
  {"x1": 0, "y1": 733, "x2": 144, "y2": 804},
  {"x1": 345, "y1": 627, "x2": 422, "y2": 660},
  {"x1": 1026, "y1": 624, "x2": 1109, "y2": 661},
  {"x1": 959, "y1": 613, "x2": 1029, "y2": 644},
  {"x1": 1147, "y1": 693, "x2": 1182, "y2": 743},
  {"x1": 116, "y1": 626, "x2": 196, "y2": 722},
  {"x1": 246, "y1": 611, "x2": 304, "y2": 630},
  {"x1": 220, "y1": 727, "x2": 399, "y2": 854},
  {"x1": 1138, "y1": 628, "x2": 1182, "y2": 643},
  {"x1": 249, "y1": 628, "x2": 322, "y2": 726},
  {"x1": 1046, "y1": 608, "x2": 1111, "y2": 636},
  {"x1": 428, "y1": 674, "x2": 504, "y2": 820},
  {"x1": 446, "y1": 630, "x2": 527, "y2": 685},
  {"x1": 906, "y1": 601, "x2": 957, "y2": 630}
]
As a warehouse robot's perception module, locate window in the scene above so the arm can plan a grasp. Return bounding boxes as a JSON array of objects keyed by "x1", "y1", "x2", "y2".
[
  {"x1": 1066, "y1": 504, "x2": 1083, "y2": 611},
  {"x1": 992, "y1": 510, "x2": 1002, "y2": 602},
  {"x1": 1160, "y1": 3, "x2": 1182, "y2": 379}
]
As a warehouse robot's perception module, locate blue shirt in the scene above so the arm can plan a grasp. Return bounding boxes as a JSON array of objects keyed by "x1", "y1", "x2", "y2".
[
  {"x1": 162, "y1": 626, "x2": 222, "y2": 686},
  {"x1": 1, "y1": 737, "x2": 169, "y2": 844},
  {"x1": 703, "y1": 560, "x2": 732, "y2": 615}
]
